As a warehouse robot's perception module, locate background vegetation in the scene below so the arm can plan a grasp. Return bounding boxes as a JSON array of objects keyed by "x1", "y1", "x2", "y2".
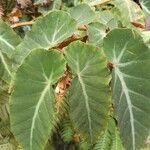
[{"x1": 0, "y1": 0, "x2": 150, "y2": 150}]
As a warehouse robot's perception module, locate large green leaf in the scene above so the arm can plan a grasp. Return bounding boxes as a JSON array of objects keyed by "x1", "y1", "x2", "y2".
[
  {"x1": 87, "y1": 22, "x2": 107, "y2": 46},
  {"x1": 14, "y1": 10, "x2": 77, "y2": 65},
  {"x1": 140, "y1": 0, "x2": 150, "y2": 16},
  {"x1": 97, "y1": 10, "x2": 114, "y2": 26},
  {"x1": 103, "y1": 29, "x2": 150, "y2": 150},
  {"x1": 64, "y1": 41, "x2": 111, "y2": 144},
  {"x1": 96, "y1": 10, "x2": 119, "y2": 30},
  {"x1": 0, "y1": 21, "x2": 21, "y2": 147},
  {"x1": 10, "y1": 49, "x2": 66, "y2": 150},
  {"x1": 70, "y1": 4, "x2": 96, "y2": 26},
  {"x1": 0, "y1": 20, "x2": 21, "y2": 58},
  {"x1": 0, "y1": 20, "x2": 22, "y2": 81},
  {"x1": 0, "y1": 20, "x2": 22, "y2": 115},
  {"x1": 0, "y1": 53, "x2": 13, "y2": 83},
  {"x1": 113, "y1": 0, "x2": 144, "y2": 25}
]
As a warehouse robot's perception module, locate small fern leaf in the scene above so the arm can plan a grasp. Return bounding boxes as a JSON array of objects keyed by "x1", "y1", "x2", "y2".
[
  {"x1": 110, "y1": 127, "x2": 124, "y2": 150},
  {"x1": 94, "y1": 118, "x2": 124, "y2": 150},
  {"x1": 61, "y1": 120, "x2": 74, "y2": 142},
  {"x1": 93, "y1": 126, "x2": 111, "y2": 150}
]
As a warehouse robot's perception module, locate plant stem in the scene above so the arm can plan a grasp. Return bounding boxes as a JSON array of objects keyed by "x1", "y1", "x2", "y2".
[
  {"x1": 11, "y1": 21, "x2": 88, "y2": 31},
  {"x1": 11, "y1": 21, "x2": 34, "y2": 28}
]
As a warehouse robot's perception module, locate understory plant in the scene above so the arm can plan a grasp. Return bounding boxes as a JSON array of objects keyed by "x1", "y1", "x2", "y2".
[{"x1": 1, "y1": 0, "x2": 150, "y2": 150}]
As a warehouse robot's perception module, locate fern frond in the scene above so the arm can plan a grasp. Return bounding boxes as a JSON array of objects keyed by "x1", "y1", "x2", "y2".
[
  {"x1": 1, "y1": 0, "x2": 16, "y2": 14},
  {"x1": 0, "y1": 142, "x2": 13, "y2": 150},
  {"x1": 61, "y1": 120, "x2": 74, "y2": 142},
  {"x1": 94, "y1": 127, "x2": 111, "y2": 150},
  {"x1": 94, "y1": 118, "x2": 124, "y2": 150},
  {"x1": 79, "y1": 139, "x2": 90, "y2": 150},
  {"x1": 0, "y1": 0, "x2": 4, "y2": 18},
  {"x1": 110, "y1": 126, "x2": 124, "y2": 150}
]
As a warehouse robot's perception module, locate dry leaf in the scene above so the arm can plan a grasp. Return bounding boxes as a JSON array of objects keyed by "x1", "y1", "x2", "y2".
[
  {"x1": 0, "y1": 0, "x2": 4, "y2": 18},
  {"x1": 17, "y1": 0, "x2": 32, "y2": 8},
  {"x1": 73, "y1": 133, "x2": 80, "y2": 143},
  {"x1": 9, "y1": 7, "x2": 22, "y2": 23},
  {"x1": 55, "y1": 72, "x2": 72, "y2": 113}
]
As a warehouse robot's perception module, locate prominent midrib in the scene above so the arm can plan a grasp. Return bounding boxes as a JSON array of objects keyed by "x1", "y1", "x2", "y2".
[
  {"x1": 0, "y1": 36, "x2": 15, "y2": 50},
  {"x1": 115, "y1": 68, "x2": 135, "y2": 150},
  {"x1": 78, "y1": 73, "x2": 93, "y2": 142},
  {"x1": 0, "y1": 51, "x2": 12, "y2": 77},
  {"x1": 140, "y1": 2, "x2": 150, "y2": 14},
  {"x1": 30, "y1": 82, "x2": 50, "y2": 149}
]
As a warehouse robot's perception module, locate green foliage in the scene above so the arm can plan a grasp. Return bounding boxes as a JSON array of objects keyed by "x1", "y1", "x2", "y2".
[
  {"x1": 0, "y1": 20, "x2": 21, "y2": 82},
  {"x1": 0, "y1": 21, "x2": 21, "y2": 58},
  {"x1": 87, "y1": 22, "x2": 107, "y2": 46},
  {"x1": 10, "y1": 49, "x2": 66, "y2": 150},
  {"x1": 60, "y1": 120, "x2": 74, "y2": 142},
  {"x1": 140, "y1": 0, "x2": 150, "y2": 16},
  {"x1": 103, "y1": 29, "x2": 150, "y2": 149},
  {"x1": 14, "y1": 10, "x2": 77, "y2": 65},
  {"x1": 113, "y1": 0, "x2": 144, "y2": 25},
  {"x1": 0, "y1": 0, "x2": 150, "y2": 150},
  {"x1": 70, "y1": 4, "x2": 96, "y2": 25},
  {"x1": 64, "y1": 41, "x2": 111, "y2": 144}
]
